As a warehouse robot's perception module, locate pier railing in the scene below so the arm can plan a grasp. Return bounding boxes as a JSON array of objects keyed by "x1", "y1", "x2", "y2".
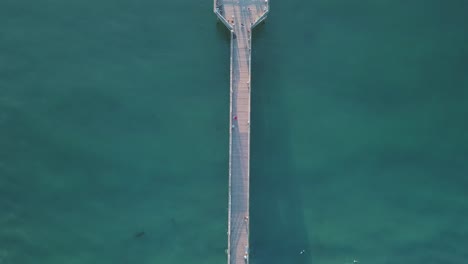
[
  {"x1": 214, "y1": 0, "x2": 233, "y2": 30},
  {"x1": 227, "y1": 29, "x2": 234, "y2": 264}
]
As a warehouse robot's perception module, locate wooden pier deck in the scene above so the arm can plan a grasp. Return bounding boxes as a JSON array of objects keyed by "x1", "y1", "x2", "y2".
[{"x1": 214, "y1": 1, "x2": 269, "y2": 263}]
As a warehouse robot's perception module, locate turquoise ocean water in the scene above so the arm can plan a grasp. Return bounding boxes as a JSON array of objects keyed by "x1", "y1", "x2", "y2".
[{"x1": 1, "y1": 0, "x2": 467, "y2": 263}]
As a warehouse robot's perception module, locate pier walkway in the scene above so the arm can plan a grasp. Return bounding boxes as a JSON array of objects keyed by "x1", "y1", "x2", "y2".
[{"x1": 214, "y1": 1, "x2": 269, "y2": 264}]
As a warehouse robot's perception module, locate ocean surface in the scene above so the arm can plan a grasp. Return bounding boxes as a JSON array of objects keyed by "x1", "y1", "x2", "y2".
[{"x1": 1, "y1": 0, "x2": 467, "y2": 263}]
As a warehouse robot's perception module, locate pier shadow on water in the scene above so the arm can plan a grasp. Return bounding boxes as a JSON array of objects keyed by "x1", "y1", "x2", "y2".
[
  {"x1": 215, "y1": 15, "x2": 311, "y2": 263},
  {"x1": 248, "y1": 25, "x2": 311, "y2": 264}
]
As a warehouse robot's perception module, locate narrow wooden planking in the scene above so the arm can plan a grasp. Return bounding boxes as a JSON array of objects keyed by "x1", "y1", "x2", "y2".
[{"x1": 214, "y1": 1, "x2": 269, "y2": 264}]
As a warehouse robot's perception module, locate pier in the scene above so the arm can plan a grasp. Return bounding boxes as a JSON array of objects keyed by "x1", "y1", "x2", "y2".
[{"x1": 214, "y1": 0, "x2": 269, "y2": 263}]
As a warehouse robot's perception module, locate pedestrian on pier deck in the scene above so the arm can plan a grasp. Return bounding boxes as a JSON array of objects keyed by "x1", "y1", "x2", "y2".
[{"x1": 234, "y1": 115, "x2": 238, "y2": 120}]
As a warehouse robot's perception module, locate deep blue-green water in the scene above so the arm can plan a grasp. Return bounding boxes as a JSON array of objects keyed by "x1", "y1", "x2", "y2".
[{"x1": 1, "y1": 0, "x2": 467, "y2": 263}]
